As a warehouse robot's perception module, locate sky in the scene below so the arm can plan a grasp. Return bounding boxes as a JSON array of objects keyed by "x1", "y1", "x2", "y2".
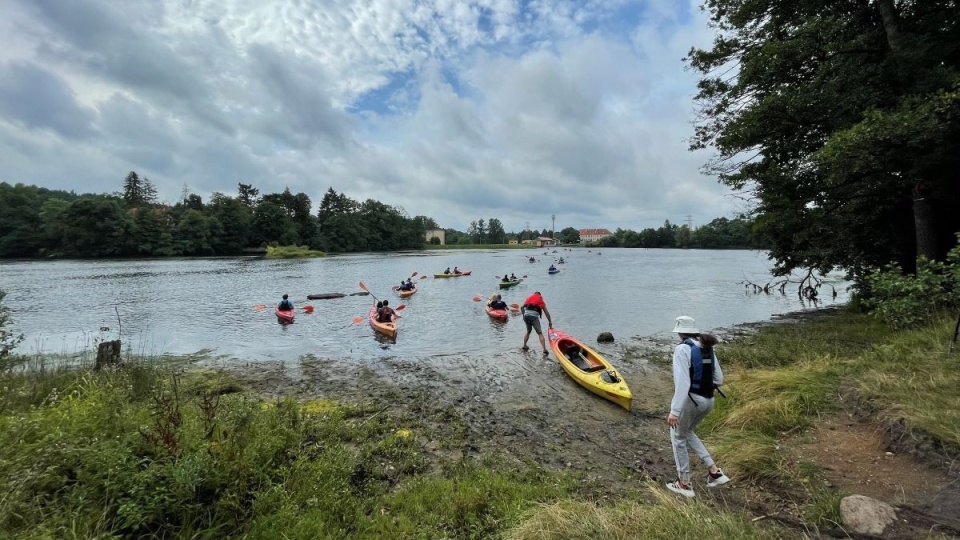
[{"x1": 0, "y1": 0, "x2": 741, "y2": 233}]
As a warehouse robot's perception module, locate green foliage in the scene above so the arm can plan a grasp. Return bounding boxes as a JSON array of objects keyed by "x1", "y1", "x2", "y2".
[
  {"x1": 860, "y1": 250, "x2": 960, "y2": 328},
  {"x1": 688, "y1": 0, "x2": 960, "y2": 276},
  {"x1": 0, "y1": 290, "x2": 23, "y2": 361},
  {"x1": 265, "y1": 245, "x2": 326, "y2": 259},
  {"x1": 557, "y1": 227, "x2": 580, "y2": 244},
  {"x1": 0, "y1": 365, "x2": 574, "y2": 540},
  {"x1": 584, "y1": 218, "x2": 759, "y2": 249}
]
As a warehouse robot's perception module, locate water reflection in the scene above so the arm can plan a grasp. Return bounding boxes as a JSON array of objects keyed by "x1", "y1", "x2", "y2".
[{"x1": 0, "y1": 250, "x2": 850, "y2": 361}]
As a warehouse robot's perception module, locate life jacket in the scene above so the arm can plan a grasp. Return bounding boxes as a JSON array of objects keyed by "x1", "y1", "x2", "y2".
[{"x1": 684, "y1": 338, "x2": 715, "y2": 399}]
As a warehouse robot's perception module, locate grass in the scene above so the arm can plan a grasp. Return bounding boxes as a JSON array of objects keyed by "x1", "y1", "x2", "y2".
[
  {"x1": 265, "y1": 245, "x2": 326, "y2": 258},
  {"x1": 503, "y1": 488, "x2": 763, "y2": 540},
  {"x1": 0, "y1": 358, "x2": 576, "y2": 540},
  {"x1": 2, "y1": 308, "x2": 959, "y2": 538},
  {"x1": 698, "y1": 309, "x2": 960, "y2": 528}
]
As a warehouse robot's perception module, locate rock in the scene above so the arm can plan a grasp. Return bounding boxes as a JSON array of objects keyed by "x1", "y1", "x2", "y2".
[
  {"x1": 839, "y1": 495, "x2": 896, "y2": 536},
  {"x1": 597, "y1": 332, "x2": 615, "y2": 343},
  {"x1": 307, "y1": 293, "x2": 346, "y2": 300}
]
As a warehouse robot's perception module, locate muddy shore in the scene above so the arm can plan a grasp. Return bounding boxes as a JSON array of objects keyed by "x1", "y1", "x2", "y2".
[{"x1": 201, "y1": 307, "x2": 960, "y2": 538}]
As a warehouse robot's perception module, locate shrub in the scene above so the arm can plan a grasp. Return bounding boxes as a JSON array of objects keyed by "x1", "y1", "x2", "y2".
[{"x1": 0, "y1": 289, "x2": 24, "y2": 362}]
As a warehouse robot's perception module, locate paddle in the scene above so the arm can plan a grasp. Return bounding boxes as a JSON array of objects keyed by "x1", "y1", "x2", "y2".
[
  {"x1": 359, "y1": 281, "x2": 378, "y2": 302},
  {"x1": 303, "y1": 305, "x2": 314, "y2": 313},
  {"x1": 254, "y1": 304, "x2": 266, "y2": 310}
]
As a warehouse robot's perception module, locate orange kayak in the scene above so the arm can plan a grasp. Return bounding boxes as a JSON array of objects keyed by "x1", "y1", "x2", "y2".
[
  {"x1": 399, "y1": 286, "x2": 417, "y2": 298},
  {"x1": 485, "y1": 304, "x2": 508, "y2": 321},
  {"x1": 369, "y1": 304, "x2": 397, "y2": 339}
]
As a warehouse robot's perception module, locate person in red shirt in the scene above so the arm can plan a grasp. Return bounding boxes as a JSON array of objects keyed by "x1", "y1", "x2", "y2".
[{"x1": 520, "y1": 291, "x2": 553, "y2": 356}]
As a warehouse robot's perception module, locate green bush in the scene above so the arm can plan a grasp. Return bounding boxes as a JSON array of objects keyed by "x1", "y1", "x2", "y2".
[
  {"x1": 0, "y1": 289, "x2": 24, "y2": 362},
  {"x1": 860, "y1": 256, "x2": 960, "y2": 328}
]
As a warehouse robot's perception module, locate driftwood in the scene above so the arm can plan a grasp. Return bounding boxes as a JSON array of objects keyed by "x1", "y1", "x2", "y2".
[
  {"x1": 95, "y1": 339, "x2": 121, "y2": 370},
  {"x1": 307, "y1": 293, "x2": 347, "y2": 300}
]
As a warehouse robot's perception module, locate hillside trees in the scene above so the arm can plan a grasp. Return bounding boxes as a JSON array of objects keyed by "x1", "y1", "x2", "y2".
[{"x1": 688, "y1": 0, "x2": 960, "y2": 275}]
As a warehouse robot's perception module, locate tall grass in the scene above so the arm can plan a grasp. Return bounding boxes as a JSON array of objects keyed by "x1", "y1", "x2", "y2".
[
  {"x1": 700, "y1": 308, "x2": 960, "y2": 527},
  {"x1": 503, "y1": 488, "x2": 763, "y2": 540},
  {"x1": 265, "y1": 245, "x2": 325, "y2": 258},
  {"x1": 0, "y1": 361, "x2": 573, "y2": 539}
]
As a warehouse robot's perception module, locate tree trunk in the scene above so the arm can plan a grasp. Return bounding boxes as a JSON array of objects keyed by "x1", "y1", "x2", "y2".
[
  {"x1": 914, "y1": 180, "x2": 938, "y2": 262},
  {"x1": 877, "y1": 0, "x2": 902, "y2": 51}
]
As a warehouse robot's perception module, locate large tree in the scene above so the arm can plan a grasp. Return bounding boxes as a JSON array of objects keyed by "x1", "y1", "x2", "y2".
[{"x1": 688, "y1": 0, "x2": 960, "y2": 276}]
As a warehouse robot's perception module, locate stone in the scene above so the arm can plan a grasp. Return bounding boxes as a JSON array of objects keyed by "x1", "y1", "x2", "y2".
[
  {"x1": 839, "y1": 494, "x2": 896, "y2": 536},
  {"x1": 597, "y1": 332, "x2": 615, "y2": 343}
]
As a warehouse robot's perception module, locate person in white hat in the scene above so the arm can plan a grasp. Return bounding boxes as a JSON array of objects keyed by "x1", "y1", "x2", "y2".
[{"x1": 665, "y1": 315, "x2": 729, "y2": 498}]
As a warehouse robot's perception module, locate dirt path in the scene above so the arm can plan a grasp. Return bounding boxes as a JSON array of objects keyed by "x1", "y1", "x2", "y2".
[{"x1": 206, "y1": 323, "x2": 960, "y2": 538}]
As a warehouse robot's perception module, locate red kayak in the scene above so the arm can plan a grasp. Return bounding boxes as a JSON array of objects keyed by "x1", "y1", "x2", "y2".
[
  {"x1": 275, "y1": 307, "x2": 295, "y2": 324},
  {"x1": 485, "y1": 304, "x2": 508, "y2": 321}
]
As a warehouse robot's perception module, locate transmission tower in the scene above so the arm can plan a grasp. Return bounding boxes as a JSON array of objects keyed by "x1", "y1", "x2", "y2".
[{"x1": 551, "y1": 214, "x2": 556, "y2": 241}]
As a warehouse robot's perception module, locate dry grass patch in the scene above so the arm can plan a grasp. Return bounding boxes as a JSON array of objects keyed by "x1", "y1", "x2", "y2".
[{"x1": 503, "y1": 487, "x2": 765, "y2": 540}]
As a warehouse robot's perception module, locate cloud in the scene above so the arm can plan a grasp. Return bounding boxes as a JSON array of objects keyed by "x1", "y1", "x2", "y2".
[
  {"x1": 0, "y1": 62, "x2": 97, "y2": 139},
  {"x1": 0, "y1": 0, "x2": 735, "y2": 231}
]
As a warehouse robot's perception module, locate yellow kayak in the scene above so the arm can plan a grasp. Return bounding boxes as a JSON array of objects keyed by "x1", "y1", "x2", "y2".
[{"x1": 547, "y1": 328, "x2": 632, "y2": 410}]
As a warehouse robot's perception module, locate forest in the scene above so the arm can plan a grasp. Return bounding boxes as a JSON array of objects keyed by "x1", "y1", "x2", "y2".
[{"x1": 0, "y1": 174, "x2": 758, "y2": 258}]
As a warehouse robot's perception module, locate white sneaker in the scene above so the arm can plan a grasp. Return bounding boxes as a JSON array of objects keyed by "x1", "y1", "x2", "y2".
[
  {"x1": 706, "y1": 469, "x2": 730, "y2": 487},
  {"x1": 666, "y1": 479, "x2": 694, "y2": 498}
]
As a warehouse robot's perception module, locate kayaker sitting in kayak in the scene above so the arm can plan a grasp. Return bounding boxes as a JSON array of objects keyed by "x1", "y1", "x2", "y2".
[
  {"x1": 453, "y1": 266, "x2": 460, "y2": 274},
  {"x1": 377, "y1": 300, "x2": 396, "y2": 322},
  {"x1": 510, "y1": 273, "x2": 517, "y2": 280},
  {"x1": 502, "y1": 275, "x2": 511, "y2": 283},
  {"x1": 488, "y1": 294, "x2": 508, "y2": 310},
  {"x1": 548, "y1": 265, "x2": 557, "y2": 272},
  {"x1": 278, "y1": 294, "x2": 294, "y2": 311},
  {"x1": 444, "y1": 267, "x2": 451, "y2": 274}
]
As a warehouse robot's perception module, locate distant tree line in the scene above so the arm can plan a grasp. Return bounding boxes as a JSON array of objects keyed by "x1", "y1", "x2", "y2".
[
  {"x1": 0, "y1": 175, "x2": 763, "y2": 259},
  {"x1": 0, "y1": 175, "x2": 427, "y2": 257},
  {"x1": 588, "y1": 219, "x2": 764, "y2": 249}
]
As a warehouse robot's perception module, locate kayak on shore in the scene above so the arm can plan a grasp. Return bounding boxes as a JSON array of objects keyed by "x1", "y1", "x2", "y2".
[{"x1": 547, "y1": 328, "x2": 632, "y2": 411}]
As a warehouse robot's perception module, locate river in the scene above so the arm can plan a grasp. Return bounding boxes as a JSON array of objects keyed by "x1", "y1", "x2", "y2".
[{"x1": 0, "y1": 248, "x2": 849, "y2": 361}]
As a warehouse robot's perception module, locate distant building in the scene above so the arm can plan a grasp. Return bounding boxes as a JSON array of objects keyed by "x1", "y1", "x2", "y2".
[
  {"x1": 521, "y1": 237, "x2": 557, "y2": 247},
  {"x1": 425, "y1": 229, "x2": 445, "y2": 245},
  {"x1": 579, "y1": 228, "x2": 612, "y2": 244},
  {"x1": 508, "y1": 239, "x2": 518, "y2": 245}
]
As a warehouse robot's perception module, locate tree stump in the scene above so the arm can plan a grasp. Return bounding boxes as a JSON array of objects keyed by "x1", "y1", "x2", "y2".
[{"x1": 95, "y1": 339, "x2": 121, "y2": 370}]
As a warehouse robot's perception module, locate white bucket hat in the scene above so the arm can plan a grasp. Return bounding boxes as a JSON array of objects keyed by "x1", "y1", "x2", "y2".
[{"x1": 672, "y1": 316, "x2": 699, "y2": 334}]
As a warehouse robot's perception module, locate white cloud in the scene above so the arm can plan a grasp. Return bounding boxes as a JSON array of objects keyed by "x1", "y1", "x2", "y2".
[{"x1": 0, "y1": 0, "x2": 736, "y2": 231}]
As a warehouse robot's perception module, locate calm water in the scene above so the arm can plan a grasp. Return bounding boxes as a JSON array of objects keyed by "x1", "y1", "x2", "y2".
[{"x1": 0, "y1": 249, "x2": 849, "y2": 361}]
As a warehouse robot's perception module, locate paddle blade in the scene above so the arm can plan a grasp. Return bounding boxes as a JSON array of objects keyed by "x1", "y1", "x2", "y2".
[
  {"x1": 510, "y1": 303, "x2": 520, "y2": 309},
  {"x1": 395, "y1": 304, "x2": 406, "y2": 311},
  {"x1": 352, "y1": 316, "x2": 364, "y2": 324},
  {"x1": 420, "y1": 275, "x2": 428, "y2": 279},
  {"x1": 392, "y1": 286, "x2": 399, "y2": 291},
  {"x1": 411, "y1": 271, "x2": 419, "y2": 278},
  {"x1": 254, "y1": 304, "x2": 266, "y2": 310},
  {"x1": 359, "y1": 281, "x2": 369, "y2": 292},
  {"x1": 472, "y1": 294, "x2": 483, "y2": 302},
  {"x1": 303, "y1": 305, "x2": 314, "y2": 313}
]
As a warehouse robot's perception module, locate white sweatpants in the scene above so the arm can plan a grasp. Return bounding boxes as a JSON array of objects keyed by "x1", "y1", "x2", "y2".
[{"x1": 670, "y1": 393, "x2": 716, "y2": 483}]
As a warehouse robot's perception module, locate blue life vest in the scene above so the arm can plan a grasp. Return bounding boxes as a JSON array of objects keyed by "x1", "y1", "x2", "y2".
[{"x1": 684, "y1": 338, "x2": 715, "y2": 399}]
